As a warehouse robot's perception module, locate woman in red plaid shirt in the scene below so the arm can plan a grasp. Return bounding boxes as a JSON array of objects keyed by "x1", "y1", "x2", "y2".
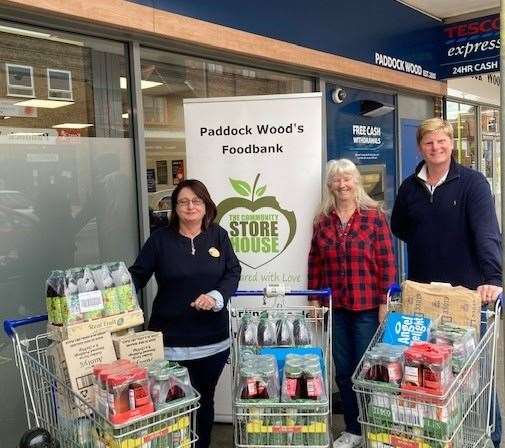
[{"x1": 308, "y1": 159, "x2": 396, "y2": 448}]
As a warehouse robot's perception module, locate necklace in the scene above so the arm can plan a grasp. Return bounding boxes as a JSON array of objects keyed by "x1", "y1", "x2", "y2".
[{"x1": 179, "y1": 228, "x2": 201, "y2": 255}]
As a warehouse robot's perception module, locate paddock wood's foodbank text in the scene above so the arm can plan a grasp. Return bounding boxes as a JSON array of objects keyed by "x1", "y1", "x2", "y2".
[{"x1": 199, "y1": 122, "x2": 305, "y2": 155}]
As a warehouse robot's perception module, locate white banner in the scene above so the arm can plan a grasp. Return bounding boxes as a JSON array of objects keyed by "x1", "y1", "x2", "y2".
[
  {"x1": 184, "y1": 93, "x2": 323, "y2": 420},
  {"x1": 184, "y1": 92, "x2": 322, "y2": 289}
]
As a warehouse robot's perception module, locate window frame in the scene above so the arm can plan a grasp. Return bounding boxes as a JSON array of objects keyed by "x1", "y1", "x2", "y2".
[
  {"x1": 6, "y1": 63, "x2": 35, "y2": 98},
  {"x1": 46, "y1": 68, "x2": 73, "y2": 100}
]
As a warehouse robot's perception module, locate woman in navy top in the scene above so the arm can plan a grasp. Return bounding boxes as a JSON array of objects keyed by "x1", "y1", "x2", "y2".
[{"x1": 130, "y1": 179, "x2": 241, "y2": 448}]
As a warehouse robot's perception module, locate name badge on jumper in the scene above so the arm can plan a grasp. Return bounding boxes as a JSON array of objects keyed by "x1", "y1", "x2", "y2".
[{"x1": 209, "y1": 247, "x2": 220, "y2": 257}]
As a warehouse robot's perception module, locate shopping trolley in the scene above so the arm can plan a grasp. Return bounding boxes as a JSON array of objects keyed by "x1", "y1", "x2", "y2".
[
  {"x1": 352, "y1": 284, "x2": 502, "y2": 448},
  {"x1": 229, "y1": 286, "x2": 332, "y2": 448},
  {"x1": 4, "y1": 315, "x2": 200, "y2": 447}
]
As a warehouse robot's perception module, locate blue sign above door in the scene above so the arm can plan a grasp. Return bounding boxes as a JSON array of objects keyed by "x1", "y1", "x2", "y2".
[{"x1": 128, "y1": 0, "x2": 441, "y2": 79}]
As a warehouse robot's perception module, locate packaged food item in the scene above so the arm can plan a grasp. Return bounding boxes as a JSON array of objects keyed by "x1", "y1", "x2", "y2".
[
  {"x1": 281, "y1": 354, "x2": 326, "y2": 402},
  {"x1": 403, "y1": 346, "x2": 424, "y2": 388},
  {"x1": 382, "y1": 312, "x2": 432, "y2": 346},
  {"x1": 421, "y1": 345, "x2": 452, "y2": 394},
  {"x1": 94, "y1": 359, "x2": 154, "y2": 424},
  {"x1": 147, "y1": 359, "x2": 195, "y2": 410},
  {"x1": 237, "y1": 354, "x2": 279, "y2": 401},
  {"x1": 402, "y1": 342, "x2": 453, "y2": 395},
  {"x1": 361, "y1": 344, "x2": 405, "y2": 386},
  {"x1": 430, "y1": 323, "x2": 477, "y2": 373}
]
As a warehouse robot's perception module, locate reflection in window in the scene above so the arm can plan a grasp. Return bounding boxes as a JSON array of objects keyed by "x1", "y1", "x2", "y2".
[
  {"x1": 447, "y1": 101, "x2": 477, "y2": 170},
  {"x1": 139, "y1": 48, "x2": 314, "y2": 232},
  {"x1": 47, "y1": 68, "x2": 73, "y2": 100},
  {"x1": 0, "y1": 22, "x2": 139, "y2": 446},
  {"x1": 6, "y1": 63, "x2": 34, "y2": 97}
]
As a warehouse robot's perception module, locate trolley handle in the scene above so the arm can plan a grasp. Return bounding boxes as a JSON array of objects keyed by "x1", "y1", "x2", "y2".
[
  {"x1": 495, "y1": 293, "x2": 502, "y2": 316},
  {"x1": 3, "y1": 314, "x2": 48, "y2": 338},
  {"x1": 233, "y1": 287, "x2": 331, "y2": 299}
]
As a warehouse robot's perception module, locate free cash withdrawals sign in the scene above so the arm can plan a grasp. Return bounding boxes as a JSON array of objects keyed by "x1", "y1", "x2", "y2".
[
  {"x1": 184, "y1": 93, "x2": 322, "y2": 291},
  {"x1": 184, "y1": 92, "x2": 323, "y2": 421}
]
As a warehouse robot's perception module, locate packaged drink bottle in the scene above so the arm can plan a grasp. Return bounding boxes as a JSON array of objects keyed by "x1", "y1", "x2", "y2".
[
  {"x1": 293, "y1": 316, "x2": 313, "y2": 346},
  {"x1": 65, "y1": 269, "x2": 87, "y2": 324},
  {"x1": 77, "y1": 267, "x2": 103, "y2": 321},
  {"x1": 257, "y1": 313, "x2": 276, "y2": 346},
  {"x1": 46, "y1": 270, "x2": 65, "y2": 325},
  {"x1": 108, "y1": 262, "x2": 137, "y2": 312},
  {"x1": 276, "y1": 315, "x2": 294, "y2": 346},
  {"x1": 90, "y1": 264, "x2": 121, "y2": 317},
  {"x1": 238, "y1": 313, "x2": 258, "y2": 347}
]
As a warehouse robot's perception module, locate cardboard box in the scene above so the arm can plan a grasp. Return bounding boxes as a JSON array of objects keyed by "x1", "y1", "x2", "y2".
[
  {"x1": 48, "y1": 332, "x2": 117, "y2": 417},
  {"x1": 48, "y1": 309, "x2": 144, "y2": 341},
  {"x1": 401, "y1": 281, "x2": 481, "y2": 334},
  {"x1": 113, "y1": 331, "x2": 164, "y2": 367}
]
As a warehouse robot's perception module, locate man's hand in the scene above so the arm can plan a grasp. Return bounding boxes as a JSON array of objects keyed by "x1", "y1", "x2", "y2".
[
  {"x1": 378, "y1": 303, "x2": 388, "y2": 323},
  {"x1": 477, "y1": 284, "x2": 502, "y2": 304},
  {"x1": 190, "y1": 294, "x2": 216, "y2": 311}
]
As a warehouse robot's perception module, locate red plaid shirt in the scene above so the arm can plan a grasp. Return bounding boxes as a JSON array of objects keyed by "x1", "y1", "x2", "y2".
[{"x1": 308, "y1": 208, "x2": 396, "y2": 310}]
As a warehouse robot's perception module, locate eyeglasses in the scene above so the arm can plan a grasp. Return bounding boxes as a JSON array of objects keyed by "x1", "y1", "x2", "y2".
[{"x1": 176, "y1": 198, "x2": 204, "y2": 207}]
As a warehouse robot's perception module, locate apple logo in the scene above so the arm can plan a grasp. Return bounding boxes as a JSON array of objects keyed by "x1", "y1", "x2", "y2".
[{"x1": 216, "y1": 174, "x2": 296, "y2": 269}]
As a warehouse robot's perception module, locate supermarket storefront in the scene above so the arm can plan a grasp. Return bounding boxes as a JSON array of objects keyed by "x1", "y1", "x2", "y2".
[{"x1": 0, "y1": 1, "x2": 446, "y2": 443}]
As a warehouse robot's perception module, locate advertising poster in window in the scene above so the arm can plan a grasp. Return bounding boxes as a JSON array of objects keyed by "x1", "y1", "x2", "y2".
[{"x1": 171, "y1": 159, "x2": 184, "y2": 185}]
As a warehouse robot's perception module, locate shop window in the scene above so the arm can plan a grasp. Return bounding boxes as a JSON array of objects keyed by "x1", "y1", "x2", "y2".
[
  {"x1": 0, "y1": 20, "x2": 139, "y2": 448},
  {"x1": 47, "y1": 69, "x2": 73, "y2": 100},
  {"x1": 144, "y1": 95, "x2": 168, "y2": 124},
  {"x1": 447, "y1": 101, "x2": 477, "y2": 170},
  {"x1": 6, "y1": 63, "x2": 34, "y2": 97},
  {"x1": 140, "y1": 47, "x2": 314, "y2": 233}
]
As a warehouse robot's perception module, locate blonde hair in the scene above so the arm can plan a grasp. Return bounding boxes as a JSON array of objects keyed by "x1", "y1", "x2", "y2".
[
  {"x1": 317, "y1": 158, "x2": 380, "y2": 217},
  {"x1": 416, "y1": 118, "x2": 454, "y2": 145}
]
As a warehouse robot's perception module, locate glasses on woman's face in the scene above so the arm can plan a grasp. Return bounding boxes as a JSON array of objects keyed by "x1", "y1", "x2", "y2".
[{"x1": 176, "y1": 198, "x2": 204, "y2": 207}]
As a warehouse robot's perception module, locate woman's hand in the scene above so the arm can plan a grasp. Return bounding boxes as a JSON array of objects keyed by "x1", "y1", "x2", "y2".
[
  {"x1": 191, "y1": 294, "x2": 217, "y2": 311},
  {"x1": 378, "y1": 303, "x2": 388, "y2": 323}
]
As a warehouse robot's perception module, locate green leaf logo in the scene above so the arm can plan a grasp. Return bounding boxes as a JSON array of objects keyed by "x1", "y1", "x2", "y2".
[
  {"x1": 255, "y1": 185, "x2": 266, "y2": 198},
  {"x1": 229, "y1": 178, "x2": 251, "y2": 197},
  {"x1": 216, "y1": 174, "x2": 297, "y2": 269}
]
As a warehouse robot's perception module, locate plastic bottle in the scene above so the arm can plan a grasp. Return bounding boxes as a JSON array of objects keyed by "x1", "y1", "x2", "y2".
[
  {"x1": 238, "y1": 314, "x2": 258, "y2": 347},
  {"x1": 292, "y1": 315, "x2": 313, "y2": 346},
  {"x1": 276, "y1": 315, "x2": 294, "y2": 346},
  {"x1": 46, "y1": 270, "x2": 65, "y2": 325},
  {"x1": 257, "y1": 313, "x2": 277, "y2": 346}
]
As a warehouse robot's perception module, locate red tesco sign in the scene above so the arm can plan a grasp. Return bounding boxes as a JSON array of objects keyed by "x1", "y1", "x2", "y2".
[{"x1": 444, "y1": 16, "x2": 500, "y2": 39}]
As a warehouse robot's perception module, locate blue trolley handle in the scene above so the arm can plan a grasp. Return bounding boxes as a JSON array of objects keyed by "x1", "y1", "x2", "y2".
[
  {"x1": 233, "y1": 288, "x2": 331, "y2": 298},
  {"x1": 4, "y1": 314, "x2": 48, "y2": 338}
]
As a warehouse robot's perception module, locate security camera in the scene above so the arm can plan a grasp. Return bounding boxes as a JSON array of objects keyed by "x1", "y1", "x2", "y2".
[{"x1": 332, "y1": 88, "x2": 346, "y2": 104}]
